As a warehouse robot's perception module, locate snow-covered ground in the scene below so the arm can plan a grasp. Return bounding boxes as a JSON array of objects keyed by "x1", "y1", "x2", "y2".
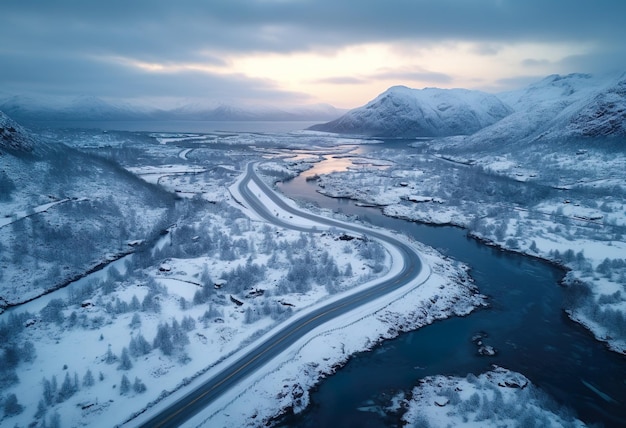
[
  {"x1": 3, "y1": 122, "x2": 619, "y2": 427},
  {"x1": 309, "y1": 141, "x2": 626, "y2": 354},
  {"x1": 401, "y1": 367, "x2": 585, "y2": 428},
  {"x1": 0, "y1": 127, "x2": 486, "y2": 428}
]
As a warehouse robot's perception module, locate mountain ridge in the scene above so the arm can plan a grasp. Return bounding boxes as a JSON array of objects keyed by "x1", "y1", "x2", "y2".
[
  {"x1": 455, "y1": 72, "x2": 626, "y2": 147},
  {"x1": 309, "y1": 86, "x2": 513, "y2": 137},
  {"x1": 0, "y1": 95, "x2": 346, "y2": 123},
  {"x1": 309, "y1": 72, "x2": 626, "y2": 144}
]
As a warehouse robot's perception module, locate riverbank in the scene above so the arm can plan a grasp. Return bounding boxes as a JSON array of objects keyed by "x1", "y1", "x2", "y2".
[
  {"x1": 189, "y1": 239, "x2": 484, "y2": 427},
  {"x1": 310, "y1": 146, "x2": 626, "y2": 355}
]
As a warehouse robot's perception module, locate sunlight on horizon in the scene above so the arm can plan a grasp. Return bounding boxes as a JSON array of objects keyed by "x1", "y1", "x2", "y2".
[{"x1": 225, "y1": 41, "x2": 592, "y2": 107}]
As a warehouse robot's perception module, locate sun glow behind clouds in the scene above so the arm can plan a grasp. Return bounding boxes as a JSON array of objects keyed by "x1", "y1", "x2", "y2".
[
  {"x1": 222, "y1": 41, "x2": 593, "y2": 107},
  {"x1": 96, "y1": 40, "x2": 593, "y2": 109}
]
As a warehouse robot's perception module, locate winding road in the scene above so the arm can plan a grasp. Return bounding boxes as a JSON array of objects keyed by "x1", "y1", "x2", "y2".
[{"x1": 136, "y1": 162, "x2": 426, "y2": 427}]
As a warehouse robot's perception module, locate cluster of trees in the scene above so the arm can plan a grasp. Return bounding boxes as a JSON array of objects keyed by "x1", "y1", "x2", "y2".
[
  {"x1": 582, "y1": 304, "x2": 626, "y2": 338},
  {"x1": 595, "y1": 257, "x2": 626, "y2": 281},
  {"x1": 0, "y1": 170, "x2": 16, "y2": 201},
  {"x1": 419, "y1": 374, "x2": 582, "y2": 427},
  {"x1": 243, "y1": 300, "x2": 293, "y2": 324},
  {"x1": 0, "y1": 311, "x2": 36, "y2": 392},
  {"x1": 152, "y1": 318, "x2": 194, "y2": 359}
]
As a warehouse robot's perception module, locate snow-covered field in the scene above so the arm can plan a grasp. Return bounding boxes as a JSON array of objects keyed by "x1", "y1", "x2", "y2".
[
  {"x1": 0, "y1": 128, "x2": 488, "y2": 428},
  {"x1": 3, "y1": 120, "x2": 622, "y2": 427}
]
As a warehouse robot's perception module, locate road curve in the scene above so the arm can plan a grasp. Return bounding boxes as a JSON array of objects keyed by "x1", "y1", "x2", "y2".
[{"x1": 137, "y1": 162, "x2": 425, "y2": 427}]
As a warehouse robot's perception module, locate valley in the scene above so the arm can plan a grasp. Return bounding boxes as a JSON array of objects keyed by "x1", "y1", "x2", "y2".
[{"x1": 0, "y1": 71, "x2": 624, "y2": 427}]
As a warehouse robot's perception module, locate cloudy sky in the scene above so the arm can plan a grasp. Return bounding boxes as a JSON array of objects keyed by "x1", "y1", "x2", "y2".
[{"x1": 2, "y1": 0, "x2": 625, "y2": 109}]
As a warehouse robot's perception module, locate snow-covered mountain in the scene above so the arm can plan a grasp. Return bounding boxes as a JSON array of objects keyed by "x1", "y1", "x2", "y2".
[
  {"x1": 454, "y1": 73, "x2": 626, "y2": 147},
  {"x1": 309, "y1": 86, "x2": 513, "y2": 137},
  {"x1": 0, "y1": 110, "x2": 35, "y2": 152},
  {"x1": 551, "y1": 75, "x2": 626, "y2": 139},
  {"x1": 166, "y1": 102, "x2": 345, "y2": 121},
  {"x1": 0, "y1": 95, "x2": 157, "y2": 122},
  {"x1": 0, "y1": 95, "x2": 345, "y2": 123}
]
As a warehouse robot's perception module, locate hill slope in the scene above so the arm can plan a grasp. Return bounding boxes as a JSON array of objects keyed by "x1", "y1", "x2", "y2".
[
  {"x1": 0, "y1": 111, "x2": 174, "y2": 308},
  {"x1": 452, "y1": 73, "x2": 626, "y2": 148},
  {"x1": 309, "y1": 86, "x2": 512, "y2": 138},
  {"x1": 0, "y1": 110, "x2": 35, "y2": 152}
]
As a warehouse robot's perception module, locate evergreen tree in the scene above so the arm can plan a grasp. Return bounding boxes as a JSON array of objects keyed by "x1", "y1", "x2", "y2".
[
  {"x1": 130, "y1": 295, "x2": 141, "y2": 311},
  {"x1": 153, "y1": 323, "x2": 173, "y2": 355},
  {"x1": 344, "y1": 263, "x2": 353, "y2": 277},
  {"x1": 58, "y1": 372, "x2": 76, "y2": 402},
  {"x1": 118, "y1": 347, "x2": 133, "y2": 370},
  {"x1": 133, "y1": 377, "x2": 147, "y2": 393},
  {"x1": 129, "y1": 333, "x2": 152, "y2": 357},
  {"x1": 35, "y1": 399, "x2": 47, "y2": 419},
  {"x1": 130, "y1": 312, "x2": 142, "y2": 329},
  {"x1": 42, "y1": 376, "x2": 55, "y2": 406},
  {"x1": 105, "y1": 344, "x2": 117, "y2": 364},
  {"x1": 120, "y1": 374, "x2": 131, "y2": 395},
  {"x1": 3, "y1": 393, "x2": 23, "y2": 416},
  {"x1": 181, "y1": 315, "x2": 196, "y2": 331},
  {"x1": 21, "y1": 340, "x2": 36, "y2": 362},
  {"x1": 83, "y1": 369, "x2": 95, "y2": 387},
  {"x1": 171, "y1": 319, "x2": 189, "y2": 348}
]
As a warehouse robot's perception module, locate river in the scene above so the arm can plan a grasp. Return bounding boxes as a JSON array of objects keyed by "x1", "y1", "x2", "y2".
[{"x1": 275, "y1": 146, "x2": 626, "y2": 427}]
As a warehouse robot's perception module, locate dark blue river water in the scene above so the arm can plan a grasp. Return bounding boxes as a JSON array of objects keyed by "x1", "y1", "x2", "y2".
[{"x1": 276, "y1": 154, "x2": 626, "y2": 427}]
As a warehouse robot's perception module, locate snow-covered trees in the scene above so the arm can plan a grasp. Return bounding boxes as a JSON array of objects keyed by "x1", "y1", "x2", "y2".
[
  {"x1": 133, "y1": 377, "x2": 147, "y2": 393},
  {"x1": 150, "y1": 319, "x2": 191, "y2": 360},
  {"x1": 83, "y1": 369, "x2": 95, "y2": 387},
  {"x1": 120, "y1": 374, "x2": 131, "y2": 395},
  {"x1": 118, "y1": 347, "x2": 133, "y2": 370},
  {"x1": 129, "y1": 333, "x2": 151, "y2": 357},
  {"x1": 40, "y1": 299, "x2": 65, "y2": 325},
  {"x1": 3, "y1": 393, "x2": 23, "y2": 416},
  {"x1": 153, "y1": 323, "x2": 174, "y2": 356}
]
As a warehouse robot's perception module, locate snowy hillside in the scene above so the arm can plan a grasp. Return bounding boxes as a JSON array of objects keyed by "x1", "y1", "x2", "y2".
[
  {"x1": 556, "y1": 75, "x2": 626, "y2": 139},
  {"x1": 0, "y1": 117, "x2": 174, "y2": 308},
  {"x1": 0, "y1": 110, "x2": 35, "y2": 152},
  {"x1": 309, "y1": 86, "x2": 512, "y2": 137},
  {"x1": 454, "y1": 73, "x2": 626, "y2": 147}
]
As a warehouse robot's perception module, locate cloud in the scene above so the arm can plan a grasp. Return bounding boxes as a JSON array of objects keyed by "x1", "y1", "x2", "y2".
[
  {"x1": 0, "y1": 51, "x2": 309, "y2": 105},
  {"x1": 373, "y1": 69, "x2": 453, "y2": 84},
  {"x1": 558, "y1": 49, "x2": 626, "y2": 75},
  {"x1": 522, "y1": 58, "x2": 552, "y2": 67},
  {"x1": 311, "y1": 76, "x2": 367, "y2": 85},
  {"x1": 1, "y1": 0, "x2": 625, "y2": 105},
  {"x1": 492, "y1": 75, "x2": 548, "y2": 92}
]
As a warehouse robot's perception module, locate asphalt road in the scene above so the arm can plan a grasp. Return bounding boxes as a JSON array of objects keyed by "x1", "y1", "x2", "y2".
[{"x1": 137, "y1": 162, "x2": 424, "y2": 427}]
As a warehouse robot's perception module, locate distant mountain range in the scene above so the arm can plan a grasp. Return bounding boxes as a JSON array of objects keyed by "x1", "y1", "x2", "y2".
[
  {"x1": 0, "y1": 95, "x2": 347, "y2": 123},
  {"x1": 3, "y1": 72, "x2": 625, "y2": 143},
  {"x1": 310, "y1": 72, "x2": 626, "y2": 142}
]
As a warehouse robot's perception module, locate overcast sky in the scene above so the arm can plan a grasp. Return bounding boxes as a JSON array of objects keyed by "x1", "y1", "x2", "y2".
[{"x1": 2, "y1": 0, "x2": 625, "y2": 109}]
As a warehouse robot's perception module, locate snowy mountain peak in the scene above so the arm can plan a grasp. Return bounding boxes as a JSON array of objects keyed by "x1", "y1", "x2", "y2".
[
  {"x1": 310, "y1": 86, "x2": 512, "y2": 138},
  {"x1": 0, "y1": 110, "x2": 35, "y2": 152}
]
